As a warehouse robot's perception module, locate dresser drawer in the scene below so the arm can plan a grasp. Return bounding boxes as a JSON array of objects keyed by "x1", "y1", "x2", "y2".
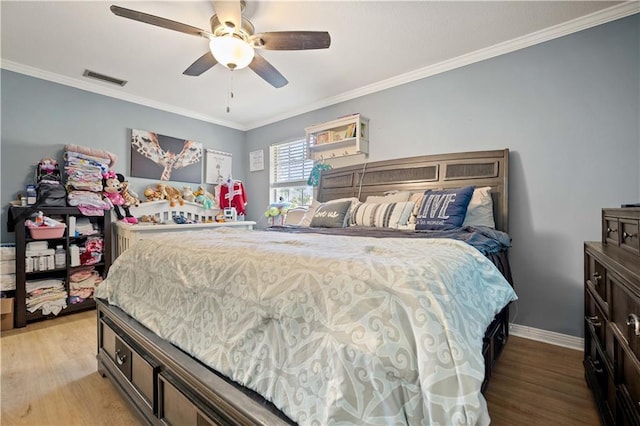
[
  {"x1": 586, "y1": 289, "x2": 607, "y2": 350},
  {"x1": 617, "y1": 339, "x2": 640, "y2": 426},
  {"x1": 620, "y1": 219, "x2": 640, "y2": 256},
  {"x1": 611, "y1": 279, "x2": 640, "y2": 362},
  {"x1": 100, "y1": 318, "x2": 158, "y2": 413},
  {"x1": 605, "y1": 216, "x2": 620, "y2": 246},
  {"x1": 586, "y1": 254, "x2": 609, "y2": 313}
]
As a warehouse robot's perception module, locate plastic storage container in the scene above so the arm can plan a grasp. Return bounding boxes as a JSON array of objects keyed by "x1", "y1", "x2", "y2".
[
  {"x1": 54, "y1": 245, "x2": 66, "y2": 268},
  {"x1": 27, "y1": 224, "x2": 66, "y2": 239},
  {"x1": 69, "y1": 244, "x2": 80, "y2": 267}
]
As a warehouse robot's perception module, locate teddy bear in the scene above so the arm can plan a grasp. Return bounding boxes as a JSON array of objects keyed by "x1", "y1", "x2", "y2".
[
  {"x1": 157, "y1": 183, "x2": 184, "y2": 207},
  {"x1": 102, "y1": 171, "x2": 138, "y2": 224},
  {"x1": 182, "y1": 186, "x2": 195, "y2": 202},
  {"x1": 144, "y1": 186, "x2": 165, "y2": 202}
]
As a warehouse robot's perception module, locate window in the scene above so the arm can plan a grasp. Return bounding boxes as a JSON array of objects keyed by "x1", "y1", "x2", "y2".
[{"x1": 270, "y1": 138, "x2": 314, "y2": 206}]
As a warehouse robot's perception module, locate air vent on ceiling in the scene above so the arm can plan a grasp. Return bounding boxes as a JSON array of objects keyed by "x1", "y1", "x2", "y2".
[{"x1": 83, "y1": 69, "x2": 127, "y2": 86}]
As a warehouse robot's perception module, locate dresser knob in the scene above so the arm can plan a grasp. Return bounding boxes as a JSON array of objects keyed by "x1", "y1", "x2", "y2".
[
  {"x1": 592, "y1": 272, "x2": 601, "y2": 284},
  {"x1": 627, "y1": 314, "x2": 640, "y2": 336},
  {"x1": 623, "y1": 232, "x2": 637, "y2": 239},
  {"x1": 586, "y1": 315, "x2": 602, "y2": 328},
  {"x1": 608, "y1": 228, "x2": 616, "y2": 233}
]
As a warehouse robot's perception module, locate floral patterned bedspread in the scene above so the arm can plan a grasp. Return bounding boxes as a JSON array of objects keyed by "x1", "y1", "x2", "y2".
[{"x1": 95, "y1": 228, "x2": 517, "y2": 425}]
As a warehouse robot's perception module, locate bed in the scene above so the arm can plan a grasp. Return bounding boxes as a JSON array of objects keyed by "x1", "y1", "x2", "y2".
[{"x1": 95, "y1": 149, "x2": 517, "y2": 425}]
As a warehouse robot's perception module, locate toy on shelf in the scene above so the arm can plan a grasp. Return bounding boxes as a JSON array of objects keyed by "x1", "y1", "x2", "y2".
[
  {"x1": 121, "y1": 181, "x2": 140, "y2": 207},
  {"x1": 157, "y1": 183, "x2": 184, "y2": 207},
  {"x1": 195, "y1": 195, "x2": 214, "y2": 210},
  {"x1": 182, "y1": 187, "x2": 195, "y2": 202},
  {"x1": 102, "y1": 171, "x2": 138, "y2": 224},
  {"x1": 144, "y1": 186, "x2": 164, "y2": 202},
  {"x1": 143, "y1": 183, "x2": 184, "y2": 207}
]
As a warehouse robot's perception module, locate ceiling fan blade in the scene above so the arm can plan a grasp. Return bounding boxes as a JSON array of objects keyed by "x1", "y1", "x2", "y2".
[
  {"x1": 253, "y1": 31, "x2": 331, "y2": 50},
  {"x1": 183, "y1": 51, "x2": 218, "y2": 76},
  {"x1": 110, "y1": 5, "x2": 212, "y2": 38},
  {"x1": 212, "y1": 0, "x2": 242, "y2": 30},
  {"x1": 248, "y1": 54, "x2": 288, "y2": 88}
]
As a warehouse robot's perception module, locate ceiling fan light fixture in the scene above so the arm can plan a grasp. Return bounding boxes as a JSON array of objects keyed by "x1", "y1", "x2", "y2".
[{"x1": 209, "y1": 36, "x2": 254, "y2": 70}]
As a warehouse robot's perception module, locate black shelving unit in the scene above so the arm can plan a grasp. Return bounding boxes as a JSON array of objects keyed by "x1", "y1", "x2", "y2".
[{"x1": 11, "y1": 206, "x2": 111, "y2": 328}]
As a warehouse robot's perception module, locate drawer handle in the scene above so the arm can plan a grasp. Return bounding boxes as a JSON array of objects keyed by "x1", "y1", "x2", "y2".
[
  {"x1": 623, "y1": 232, "x2": 637, "y2": 239},
  {"x1": 627, "y1": 314, "x2": 640, "y2": 337},
  {"x1": 592, "y1": 272, "x2": 601, "y2": 284},
  {"x1": 586, "y1": 315, "x2": 602, "y2": 328},
  {"x1": 115, "y1": 349, "x2": 127, "y2": 366},
  {"x1": 593, "y1": 359, "x2": 604, "y2": 374},
  {"x1": 607, "y1": 228, "x2": 617, "y2": 234}
]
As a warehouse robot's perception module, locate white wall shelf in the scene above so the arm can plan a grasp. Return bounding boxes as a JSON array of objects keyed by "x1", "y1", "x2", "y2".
[{"x1": 305, "y1": 114, "x2": 369, "y2": 162}]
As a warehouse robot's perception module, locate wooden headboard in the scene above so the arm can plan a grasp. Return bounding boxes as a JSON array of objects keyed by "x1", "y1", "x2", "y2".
[{"x1": 317, "y1": 149, "x2": 510, "y2": 232}]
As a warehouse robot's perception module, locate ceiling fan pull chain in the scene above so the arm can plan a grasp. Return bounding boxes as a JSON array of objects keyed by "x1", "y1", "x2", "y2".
[{"x1": 226, "y1": 71, "x2": 234, "y2": 113}]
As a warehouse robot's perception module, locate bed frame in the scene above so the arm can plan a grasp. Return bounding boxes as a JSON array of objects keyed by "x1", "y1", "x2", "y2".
[{"x1": 96, "y1": 149, "x2": 511, "y2": 425}]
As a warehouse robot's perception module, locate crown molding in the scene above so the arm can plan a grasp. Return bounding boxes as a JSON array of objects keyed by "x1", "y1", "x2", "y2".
[
  {"x1": 0, "y1": 60, "x2": 249, "y2": 131},
  {"x1": 2, "y1": 2, "x2": 637, "y2": 131},
  {"x1": 246, "y1": 1, "x2": 640, "y2": 129}
]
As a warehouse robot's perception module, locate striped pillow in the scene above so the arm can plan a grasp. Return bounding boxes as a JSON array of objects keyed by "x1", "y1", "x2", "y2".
[{"x1": 350, "y1": 201, "x2": 415, "y2": 228}]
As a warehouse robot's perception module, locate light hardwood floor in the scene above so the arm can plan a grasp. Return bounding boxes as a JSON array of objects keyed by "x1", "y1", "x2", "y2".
[{"x1": 1, "y1": 311, "x2": 600, "y2": 425}]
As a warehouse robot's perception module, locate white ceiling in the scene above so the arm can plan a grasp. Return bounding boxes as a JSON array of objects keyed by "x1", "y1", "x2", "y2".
[{"x1": 1, "y1": 1, "x2": 637, "y2": 130}]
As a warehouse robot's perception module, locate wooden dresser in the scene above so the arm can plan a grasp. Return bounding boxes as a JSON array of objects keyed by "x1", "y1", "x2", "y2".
[{"x1": 585, "y1": 207, "x2": 640, "y2": 425}]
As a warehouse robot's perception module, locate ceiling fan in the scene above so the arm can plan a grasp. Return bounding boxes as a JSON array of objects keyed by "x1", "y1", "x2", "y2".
[{"x1": 110, "y1": 1, "x2": 331, "y2": 88}]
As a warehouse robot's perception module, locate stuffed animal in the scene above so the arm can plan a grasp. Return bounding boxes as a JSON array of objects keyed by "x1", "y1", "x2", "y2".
[
  {"x1": 102, "y1": 171, "x2": 138, "y2": 223},
  {"x1": 195, "y1": 194, "x2": 214, "y2": 210},
  {"x1": 121, "y1": 181, "x2": 140, "y2": 208},
  {"x1": 139, "y1": 214, "x2": 163, "y2": 224},
  {"x1": 157, "y1": 183, "x2": 184, "y2": 207},
  {"x1": 182, "y1": 186, "x2": 195, "y2": 202},
  {"x1": 144, "y1": 186, "x2": 164, "y2": 201},
  {"x1": 194, "y1": 185, "x2": 215, "y2": 202}
]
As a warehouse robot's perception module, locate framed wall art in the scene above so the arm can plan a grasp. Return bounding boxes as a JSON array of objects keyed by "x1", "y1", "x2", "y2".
[
  {"x1": 130, "y1": 129, "x2": 203, "y2": 183},
  {"x1": 249, "y1": 149, "x2": 264, "y2": 172},
  {"x1": 205, "y1": 149, "x2": 232, "y2": 184}
]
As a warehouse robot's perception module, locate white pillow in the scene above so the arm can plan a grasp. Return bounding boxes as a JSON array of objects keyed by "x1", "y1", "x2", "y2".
[
  {"x1": 350, "y1": 201, "x2": 415, "y2": 229},
  {"x1": 299, "y1": 200, "x2": 320, "y2": 227},
  {"x1": 284, "y1": 207, "x2": 307, "y2": 226},
  {"x1": 462, "y1": 186, "x2": 495, "y2": 228},
  {"x1": 366, "y1": 191, "x2": 411, "y2": 203}
]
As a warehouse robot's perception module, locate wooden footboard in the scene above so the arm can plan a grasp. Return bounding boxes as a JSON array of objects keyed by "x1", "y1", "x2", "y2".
[{"x1": 97, "y1": 298, "x2": 509, "y2": 424}]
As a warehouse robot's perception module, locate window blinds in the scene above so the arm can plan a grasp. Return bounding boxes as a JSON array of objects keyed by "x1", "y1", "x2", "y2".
[{"x1": 270, "y1": 139, "x2": 313, "y2": 188}]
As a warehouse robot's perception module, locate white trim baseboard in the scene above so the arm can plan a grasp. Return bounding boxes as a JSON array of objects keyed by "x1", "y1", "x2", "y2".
[{"x1": 510, "y1": 323, "x2": 584, "y2": 351}]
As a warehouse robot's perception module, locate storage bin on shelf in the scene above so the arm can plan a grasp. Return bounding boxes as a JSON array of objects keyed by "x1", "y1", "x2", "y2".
[
  {"x1": 27, "y1": 224, "x2": 66, "y2": 239},
  {"x1": 1, "y1": 297, "x2": 14, "y2": 330}
]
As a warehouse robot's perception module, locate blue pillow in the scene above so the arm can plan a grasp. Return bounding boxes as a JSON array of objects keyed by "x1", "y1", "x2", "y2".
[{"x1": 415, "y1": 186, "x2": 475, "y2": 230}]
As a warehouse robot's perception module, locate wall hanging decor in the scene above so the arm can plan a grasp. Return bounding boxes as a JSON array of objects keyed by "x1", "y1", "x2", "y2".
[
  {"x1": 205, "y1": 149, "x2": 232, "y2": 185},
  {"x1": 130, "y1": 129, "x2": 203, "y2": 183}
]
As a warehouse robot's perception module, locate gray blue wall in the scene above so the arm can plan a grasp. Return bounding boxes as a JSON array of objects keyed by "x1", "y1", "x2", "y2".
[
  {"x1": 245, "y1": 14, "x2": 640, "y2": 337},
  {"x1": 1, "y1": 14, "x2": 638, "y2": 337},
  {"x1": 1, "y1": 71, "x2": 246, "y2": 242}
]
